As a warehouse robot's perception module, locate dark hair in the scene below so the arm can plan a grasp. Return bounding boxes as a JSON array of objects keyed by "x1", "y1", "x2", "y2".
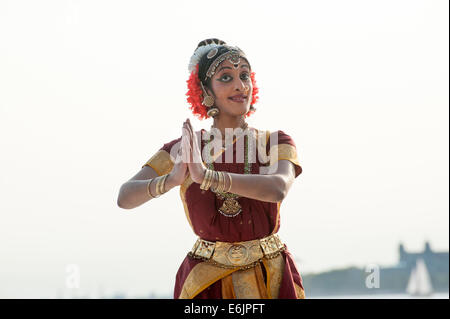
[
  {"x1": 195, "y1": 38, "x2": 250, "y2": 93},
  {"x1": 195, "y1": 38, "x2": 226, "y2": 50},
  {"x1": 185, "y1": 39, "x2": 259, "y2": 120}
]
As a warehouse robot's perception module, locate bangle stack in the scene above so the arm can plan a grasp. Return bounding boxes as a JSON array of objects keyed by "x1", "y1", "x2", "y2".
[
  {"x1": 200, "y1": 169, "x2": 214, "y2": 191},
  {"x1": 200, "y1": 169, "x2": 232, "y2": 193},
  {"x1": 147, "y1": 174, "x2": 169, "y2": 199}
]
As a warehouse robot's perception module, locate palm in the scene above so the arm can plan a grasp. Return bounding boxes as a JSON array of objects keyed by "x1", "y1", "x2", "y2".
[
  {"x1": 170, "y1": 151, "x2": 188, "y2": 186},
  {"x1": 182, "y1": 119, "x2": 206, "y2": 184}
]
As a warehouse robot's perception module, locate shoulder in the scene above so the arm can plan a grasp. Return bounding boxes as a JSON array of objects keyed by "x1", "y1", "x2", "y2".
[
  {"x1": 263, "y1": 129, "x2": 302, "y2": 177},
  {"x1": 141, "y1": 134, "x2": 182, "y2": 174},
  {"x1": 262, "y1": 129, "x2": 298, "y2": 148},
  {"x1": 161, "y1": 129, "x2": 203, "y2": 156},
  {"x1": 159, "y1": 135, "x2": 182, "y2": 155}
]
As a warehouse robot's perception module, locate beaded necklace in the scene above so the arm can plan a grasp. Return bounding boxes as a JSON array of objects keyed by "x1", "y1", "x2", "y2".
[{"x1": 205, "y1": 127, "x2": 253, "y2": 217}]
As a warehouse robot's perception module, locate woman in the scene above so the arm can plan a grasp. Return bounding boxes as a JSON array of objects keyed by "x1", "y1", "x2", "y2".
[{"x1": 117, "y1": 38, "x2": 305, "y2": 299}]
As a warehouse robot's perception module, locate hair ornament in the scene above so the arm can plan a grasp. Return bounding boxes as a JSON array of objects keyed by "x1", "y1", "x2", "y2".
[
  {"x1": 188, "y1": 41, "x2": 222, "y2": 74},
  {"x1": 207, "y1": 47, "x2": 219, "y2": 59}
]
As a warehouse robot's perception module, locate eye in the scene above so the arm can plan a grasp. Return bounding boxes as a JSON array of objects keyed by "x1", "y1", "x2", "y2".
[
  {"x1": 220, "y1": 75, "x2": 232, "y2": 82},
  {"x1": 219, "y1": 73, "x2": 250, "y2": 83},
  {"x1": 241, "y1": 73, "x2": 250, "y2": 81}
]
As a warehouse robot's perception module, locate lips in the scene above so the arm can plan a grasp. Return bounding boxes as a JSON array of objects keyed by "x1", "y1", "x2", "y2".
[{"x1": 229, "y1": 94, "x2": 247, "y2": 102}]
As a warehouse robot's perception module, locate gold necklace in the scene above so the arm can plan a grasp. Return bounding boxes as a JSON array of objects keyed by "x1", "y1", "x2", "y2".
[
  {"x1": 205, "y1": 124, "x2": 252, "y2": 217},
  {"x1": 209, "y1": 122, "x2": 249, "y2": 149}
]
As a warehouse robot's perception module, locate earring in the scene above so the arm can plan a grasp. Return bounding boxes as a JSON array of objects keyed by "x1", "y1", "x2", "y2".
[
  {"x1": 246, "y1": 105, "x2": 256, "y2": 115},
  {"x1": 202, "y1": 94, "x2": 215, "y2": 107},
  {"x1": 200, "y1": 82, "x2": 215, "y2": 107},
  {"x1": 207, "y1": 106, "x2": 220, "y2": 117}
]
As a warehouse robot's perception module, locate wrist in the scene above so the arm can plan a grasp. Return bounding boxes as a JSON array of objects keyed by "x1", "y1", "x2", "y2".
[
  {"x1": 210, "y1": 170, "x2": 219, "y2": 191},
  {"x1": 165, "y1": 173, "x2": 178, "y2": 190}
]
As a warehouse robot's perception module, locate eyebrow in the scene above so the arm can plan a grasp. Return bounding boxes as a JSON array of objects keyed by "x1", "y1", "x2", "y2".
[{"x1": 217, "y1": 64, "x2": 250, "y2": 73}]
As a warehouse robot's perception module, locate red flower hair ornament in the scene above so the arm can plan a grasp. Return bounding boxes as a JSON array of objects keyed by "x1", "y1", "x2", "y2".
[{"x1": 186, "y1": 64, "x2": 259, "y2": 120}]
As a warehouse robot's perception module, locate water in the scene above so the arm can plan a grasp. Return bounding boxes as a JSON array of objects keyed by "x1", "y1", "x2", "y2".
[{"x1": 308, "y1": 292, "x2": 449, "y2": 299}]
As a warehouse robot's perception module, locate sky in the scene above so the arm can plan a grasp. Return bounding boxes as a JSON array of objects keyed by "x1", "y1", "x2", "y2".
[{"x1": 0, "y1": 0, "x2": 448, "y2": 298}]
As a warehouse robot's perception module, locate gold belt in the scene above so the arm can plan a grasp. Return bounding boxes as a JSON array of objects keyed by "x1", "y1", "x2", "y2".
[{"x1": 188, "y1": 234, "x2": 285, "y2": 269}]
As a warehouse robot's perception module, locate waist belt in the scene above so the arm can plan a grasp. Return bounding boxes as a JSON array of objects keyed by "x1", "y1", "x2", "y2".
[{"x1": 188, "y1": 234, "x2": 286, "y2": 269}]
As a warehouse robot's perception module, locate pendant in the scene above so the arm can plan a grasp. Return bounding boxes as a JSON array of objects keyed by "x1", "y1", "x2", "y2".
[
  {"x1": 205, "y1": 130, "x2": 251, "y2": 218},
  {"x1": 218, "y1": 197, "x2": 242, "y2": 217}
]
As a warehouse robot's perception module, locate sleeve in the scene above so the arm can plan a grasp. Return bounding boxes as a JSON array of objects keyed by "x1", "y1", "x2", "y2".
[
  {"x1": 141, "y1": 136, "x2": 181, "y2": 176},
  {"x1": 266, "y1": 130, "x2": 303, "y2": 178}
]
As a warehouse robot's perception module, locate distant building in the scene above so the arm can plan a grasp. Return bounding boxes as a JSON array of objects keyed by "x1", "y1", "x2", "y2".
[
  {"x1": 394, "y1": 241, "x2": 449, "y2": 292},
  {"x1": 302, "y1": 242, "x2": 449, "y2": 296}
]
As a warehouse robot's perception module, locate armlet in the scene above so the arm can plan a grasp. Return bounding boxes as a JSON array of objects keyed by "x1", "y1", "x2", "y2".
[{"x1": 142, "y1": 150, "x2": 174, "y2": 176}]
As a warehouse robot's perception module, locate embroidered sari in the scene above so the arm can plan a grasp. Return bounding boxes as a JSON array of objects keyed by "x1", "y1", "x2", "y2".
[{"x1": 142, "y1": 128, "x2": 305, "y2": 299}]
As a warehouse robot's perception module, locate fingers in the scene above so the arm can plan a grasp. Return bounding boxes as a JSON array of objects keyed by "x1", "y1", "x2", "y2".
[
  {"x1": 183, "y1": 124, "x2": 193, "y2": 163},
  {"x1": 185, "y1": 118, "x2": 196, "y2": 146},
  {"x1": 183, "y1": 124, "x2": 191, "y2": 147},
  {"x1": 183, "y1": 120, "x2": 194, "y2": 148},
  {"x1": 185, "y1": 119, "x2": 193, "y2": 140},
  {"x1": 184, "y1": 119, "x2": 202, "y2": 162},
  {"x1": 181, "y1": 124, "x2": 191, "y2": 163},
  {"x1": 175, "y1": 143, "x2": 182, "y2": 163}
]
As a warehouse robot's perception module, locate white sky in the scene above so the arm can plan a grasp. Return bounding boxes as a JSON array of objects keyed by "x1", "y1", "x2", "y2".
[{"x1": 0, "y1": 0, "x2": 448, "y2": 298}]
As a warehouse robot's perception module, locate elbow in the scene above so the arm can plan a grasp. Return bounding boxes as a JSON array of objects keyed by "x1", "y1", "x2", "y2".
[
  {"x1": 271, "y1": 176, "x2": 288, "y2": 203},
  {"x1": 117, "y1": 185, "x2": 135, "y2": 210},
  {"x1": 273, "y1": 188, "x2": 287, "y2": 203},
  {"x1": 117, "y1": 197, "x2": 130, "y2": 210},
  {"x1": 117, "y1": 192, "x2": 140, "y2": 210},
  {"x1": 117, "y1": 197, "x2": 137, "y2": 210}
]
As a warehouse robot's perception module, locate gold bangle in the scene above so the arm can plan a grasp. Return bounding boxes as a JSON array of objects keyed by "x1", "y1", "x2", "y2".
[
  {"x1": 212, "y1": 171, "x2": 219, "y2": 192},
  {"x1": 156, "y1": 175, "x2": 162, "y2": 195},
  {"x1": 217, "y1": 171, "x2": 225, "y2": 193},
  {"x1": 223, "y1": 172, "x2": 230, "y2": 193},
  {"x1": 148, "y1": 178, "x2": 160, "y2": 198},
  {"x1": 207, "y1": 170, "x2": 215, "y2": 190},
  {"x1": 203, "y1": 169, "x2": 214, "y2": 191},
  {"x1": 162, "y1": 174, "x2": 168, "y2": 194},
  {"x1": 210, "y1": 170, "x2": 218, "y2": 192},
  {"x1": 163, "y1": 174, "x2": 169, "y2": 193},
  {"x1": 226, "y1": 172, "x2": 232, "y2": 193},
  {"x1": 213, "y1": 171, "x2": 219, "y2": 191},
  {"x1": 200, "y1": 169, "x2": 210, "y2": 190},
  {"x1": 156, "y1": 174, "x2": 168, "y2": 195},
  {"x1": 222, "y1": 172, "x2": 228, "y2": 193},
  {"x1": 155, "y1": 175, "x2": 163, "y2": 196},
  {"x1": 147, "y1": 179, "x2": 155, "y2": 199}
]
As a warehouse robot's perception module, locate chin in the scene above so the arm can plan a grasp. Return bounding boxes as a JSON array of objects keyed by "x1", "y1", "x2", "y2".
[
  {"x1": 232, "y1": 109, "x2": 249, "y2": 117},
  {"x1": 225, "y1": 103, "x2": 250, "y2": 115}
]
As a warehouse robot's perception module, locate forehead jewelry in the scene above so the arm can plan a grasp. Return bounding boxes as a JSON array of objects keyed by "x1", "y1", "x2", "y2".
[{"x1": 205, "y1": 48, "x2": 246, "y2": 81}]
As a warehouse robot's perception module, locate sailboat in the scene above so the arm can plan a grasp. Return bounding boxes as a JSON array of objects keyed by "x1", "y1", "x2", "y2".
[{"x1": 406, "y1": 258, "x2": 433, "y2": 297}]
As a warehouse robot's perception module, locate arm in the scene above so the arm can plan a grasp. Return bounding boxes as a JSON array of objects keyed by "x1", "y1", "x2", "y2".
[
  {"x1": 212, "y1": 159, "x2": 297, "y2": 203},
  {"x1": 209, "y1": 130, "x2": 302, "y2": 203},
  {"x1": 117, "y1": 166, "x2": 180, "y2": 210},
  {"x1": 117, "y1": 137, "x2": 185, "y2": 210}
]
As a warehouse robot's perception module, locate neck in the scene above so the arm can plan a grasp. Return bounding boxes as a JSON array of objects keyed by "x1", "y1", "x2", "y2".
[{"x1": 212, "y1": 116, "x2": 248, "y2": 138}]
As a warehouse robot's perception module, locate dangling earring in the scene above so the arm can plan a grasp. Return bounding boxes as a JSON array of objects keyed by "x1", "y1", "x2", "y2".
[
  {"x1": 200, "y1": 82, "x2": 215, "y2": 107},
  {"x1": 200, "y1": 81, "x2": 219, "y2": 117},
  {"x1": 247, "y1": 105, "x2": 256, "y2": 114},
  {"x1": 207, "y1": 106, "x2": 220, "y2": 117},
  {"x1": 244, "y1": 87, "x2": 255, "y2": 114}
]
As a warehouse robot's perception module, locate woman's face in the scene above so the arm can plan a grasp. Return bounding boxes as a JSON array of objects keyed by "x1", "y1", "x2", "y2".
[{"x1": 206, "y1": 58, "x2": 252, "y2": 118}]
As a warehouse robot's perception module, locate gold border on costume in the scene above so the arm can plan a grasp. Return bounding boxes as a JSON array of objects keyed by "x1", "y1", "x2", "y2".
[{"x1": 142, "y1": 150, "x2": 174, "y2": 176}]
